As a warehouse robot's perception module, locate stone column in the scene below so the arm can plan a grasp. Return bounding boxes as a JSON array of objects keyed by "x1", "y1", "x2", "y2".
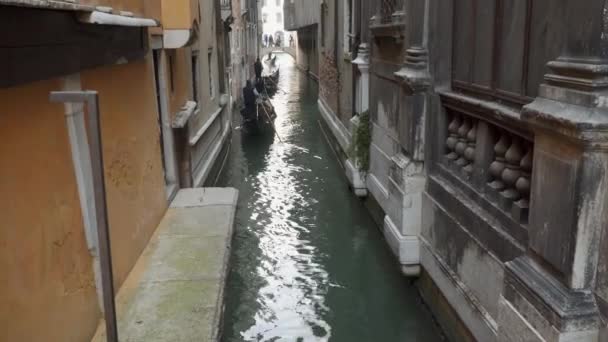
[
  {"x1": 377, "y1": 0, "x2": 430, "y2": 277},
  {"x1": 395, "y1": 0, "x2": 430, "y2": 96},
  {"x1": 497, "y1": 1, "x2": 608, "y2": 341},
  {"x1": 346, "y1": 43, "x2": 371, "y2": 198},
  {"x1": 352, "y1": 43, "x2": 370, "y2": 114}
]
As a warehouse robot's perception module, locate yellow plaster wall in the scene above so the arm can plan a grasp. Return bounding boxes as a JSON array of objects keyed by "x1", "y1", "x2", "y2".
[
  {"x1": 167, "y1": 49, "x2": 192, "y2": 121},
  {"x1": 161, "y1": 0, "x2": 198, "y2": 30},
  {"x1": 0, "y1": 55, "x2": 168, "y2": 341},
  {"x1": 144, "y1": 0, "x2": 162, "y2": 20},
  {"x1": 0, "y1": 79, "x2": 100, "y2": 342},
  {"x1": 80, "y1": 56, "x2": 168, "y2": 289}
]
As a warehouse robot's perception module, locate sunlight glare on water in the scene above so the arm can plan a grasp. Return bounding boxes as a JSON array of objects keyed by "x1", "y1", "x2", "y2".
[{"x1": 219, "y1": 54, "x2": 444, "y2": 342}]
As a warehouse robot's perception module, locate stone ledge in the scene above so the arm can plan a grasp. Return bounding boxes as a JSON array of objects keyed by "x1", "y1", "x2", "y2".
[
  {"x1": 191, "y1": 120, "x2": 232, "y2": 188},
  {"x1": 91, "y1": 188, "x2": 238, "y2": 342},
  {"x1": 344, "y1": 159, "x2": 367, "y2": 197},
  {"x1": 383, "y1": 215, "x2": 420, "y2": 272},
  {"x1": 503, "y1": 257, "x2": 601, "y2": 332},
  {"x1": 171, "y1": 187, "x2": 238, "y2": 208},
  {"x1": 317, "y1": 98, "x2": 352, "y2": 153}
]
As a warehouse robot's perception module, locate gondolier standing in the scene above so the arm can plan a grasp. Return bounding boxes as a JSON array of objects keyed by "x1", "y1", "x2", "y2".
[
  {"x1": 254, "y1": 57, "x2": 263, "y2": 79},
  {"x1": 254, "y1": 57, "x2": 265, "y2": 95},
  {"x1": 242, "y1": 80, "x2": 259, "y2": 121}
]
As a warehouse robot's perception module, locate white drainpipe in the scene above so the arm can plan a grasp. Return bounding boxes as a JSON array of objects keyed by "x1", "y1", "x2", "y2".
[{"x1": 61, "y1": 74, "x2": 104, "y2": 312}]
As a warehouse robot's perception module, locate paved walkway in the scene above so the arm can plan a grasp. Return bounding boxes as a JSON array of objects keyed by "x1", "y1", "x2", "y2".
[{"x1": 92, "y1": 188, "x2": 238, "y2": 342}]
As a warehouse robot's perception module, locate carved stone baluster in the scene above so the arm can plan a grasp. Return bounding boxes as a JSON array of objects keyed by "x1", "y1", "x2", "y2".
[
  {"x1": 463, "y1": 121, "x2": 477, "y2": 175},
  {"x1": 380, "y1": 0, "x2": 395, "y2": 23},
  {"x1": 499, "y1": 137, "x2": 524, "y2": 210},
  {"x1": 392, "y1": 0, "x2": 406, "y2": 23},
  {"x1": 512, "y1": 145, "x2": 533, "y2": 223},
  {"x1": 488, "y1": 132, "x2": 510, "y2": 192},
  {"x1": 445, "y1": 115, "x2": 461, "y2": 162},
  {"x1": 370, "y1": 2, "x2": 382, "y2": 26},
  {"x1": 455, "y1": 118, "x2": 471, "y2": 167}
]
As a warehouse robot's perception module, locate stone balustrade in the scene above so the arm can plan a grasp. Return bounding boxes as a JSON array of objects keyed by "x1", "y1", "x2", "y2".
[
  {"x1": 371, "y1": 0, "x2": 405, "y2": 25},
  {"x1": 442, "y1": 110, "x2": 534, "y2": 229},
  {"x1": 487, "y1": 129, "x2": 533, "y2": 224}
]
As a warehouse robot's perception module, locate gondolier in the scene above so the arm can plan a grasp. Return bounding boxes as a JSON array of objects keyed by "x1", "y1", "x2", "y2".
[
  {"x1": 241, "y1": 77, "x2": 278, "y2": 134},
  {"x1": 262, "y1": 67, "x2": 280, "y2": 97},
  {"x1": 254, "y1": 57, "x2": 263, "y2": 79},
  {"x1": 242, "y1": 80, "x2": 259, "y2": 121}
]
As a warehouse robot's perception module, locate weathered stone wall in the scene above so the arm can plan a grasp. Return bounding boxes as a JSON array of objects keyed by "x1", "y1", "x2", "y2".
[
  {"x1": 188, "y1": 0, "x2": 231, "y2": 187},
  {"x1": 284, "y1": 0, "x2": 320, "y2": 80},
  {"x1": 317, "y1": 0, "x2": 355, "y2": 130},
  {"x1": 320, "y1": 52, "x2": 340, "y2": 115},
  {"x1": 230, "y1": 0, "x2": 256, "y2": 105},
  {"x1": 294, "y1": 25, "x2": 319, "y2": 78},
  {"x1": 367, "y1": 38, "x2": 404, "y2": 210},
  {"x1": 337, "y1": 0, "x2": 354, "y2": 125},
  {"x1": 283, "y1": 0, "x2": 320, "y2": 31},
  {"x1": 420, "y1": 1, "x2": 608, "y2": 341},
  {"x1": 339, "y1": 59, "x2": 354, "y2": 124}
]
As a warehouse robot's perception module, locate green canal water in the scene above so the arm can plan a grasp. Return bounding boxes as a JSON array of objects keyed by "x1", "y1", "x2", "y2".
[{"x1": 218, "y1": 54, "x2": 444, "y2": 342}]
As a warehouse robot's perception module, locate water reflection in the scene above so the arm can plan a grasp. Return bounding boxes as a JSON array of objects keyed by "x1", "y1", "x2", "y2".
[{"x1": 220, "y1": 54, "x2": 444, "y2": 342}]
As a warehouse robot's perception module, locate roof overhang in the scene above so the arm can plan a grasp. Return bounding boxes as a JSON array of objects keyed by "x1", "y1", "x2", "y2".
[
  {"x1": 0, "y1": 0, "x2": 94, "y2": 11},
  {"x1": 0, "y1": 0, "x2": 158, "y2": 27},
  {"x1": 0, "y1": 4, "x2": 151, "y2": 88},
  {"x1": 79, "y1": 11, "x2": 158, "y2": 27}
]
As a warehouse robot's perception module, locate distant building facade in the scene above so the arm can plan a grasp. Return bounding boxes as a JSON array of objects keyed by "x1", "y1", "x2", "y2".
[
  {"x1": 229, "y1": 0, "x2": 261, "y2": 106},
  {"x1": 283, "y1": 0, "x2": 320, "y2": 79},
  {"x1": 261, "y1": 0, "x2": 286, "y2": 47},
  {"x1": 0, "y1": 0, "x2": 231, "y2": 340}
]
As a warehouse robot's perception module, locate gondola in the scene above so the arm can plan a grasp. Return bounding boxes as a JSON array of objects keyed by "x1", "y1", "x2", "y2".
[
  {"x1": 263, "y1": 67, "x2": 280, "y2": 97},
  {"x1": 241, "y1": 96, "x2": 277, "y2": 134}
]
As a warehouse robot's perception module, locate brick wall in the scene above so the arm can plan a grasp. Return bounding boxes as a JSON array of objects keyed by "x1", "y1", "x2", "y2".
[{"x1": 319, "y1": 51, "x2": 340, "y2": 115}]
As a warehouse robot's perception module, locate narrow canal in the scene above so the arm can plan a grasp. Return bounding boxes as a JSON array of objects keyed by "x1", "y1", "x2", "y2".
[{"x1": 218, "y1": 54, "x2": 443, "y2": 342}]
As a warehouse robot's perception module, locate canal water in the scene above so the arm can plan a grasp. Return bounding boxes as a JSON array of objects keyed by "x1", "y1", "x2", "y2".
[{"x1": 218, "y1": 54, "x2": 444, "y2": 342}]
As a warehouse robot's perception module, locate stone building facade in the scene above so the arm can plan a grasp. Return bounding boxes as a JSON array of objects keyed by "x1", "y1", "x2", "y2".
[
  {"x1": 261, "y1": 0, "x2": 286, "y2": 46},
  {"x1": 0, "y1": 0, "x2": 231, "y2": 340},
  {"x1": 284, "y1": 0, "x2": 320, "y2": 79},
  {"x1": 301, "y1": 0, "x2": 608, "y2": 341},
  {"x1": 229, "y1": 0, "x2": 261, "y2": 106}
]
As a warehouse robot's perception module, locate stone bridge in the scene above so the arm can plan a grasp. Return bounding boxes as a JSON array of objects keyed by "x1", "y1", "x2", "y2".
[{"x1": 261, "y1": 46, "x2": 296, "y2": 61}]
